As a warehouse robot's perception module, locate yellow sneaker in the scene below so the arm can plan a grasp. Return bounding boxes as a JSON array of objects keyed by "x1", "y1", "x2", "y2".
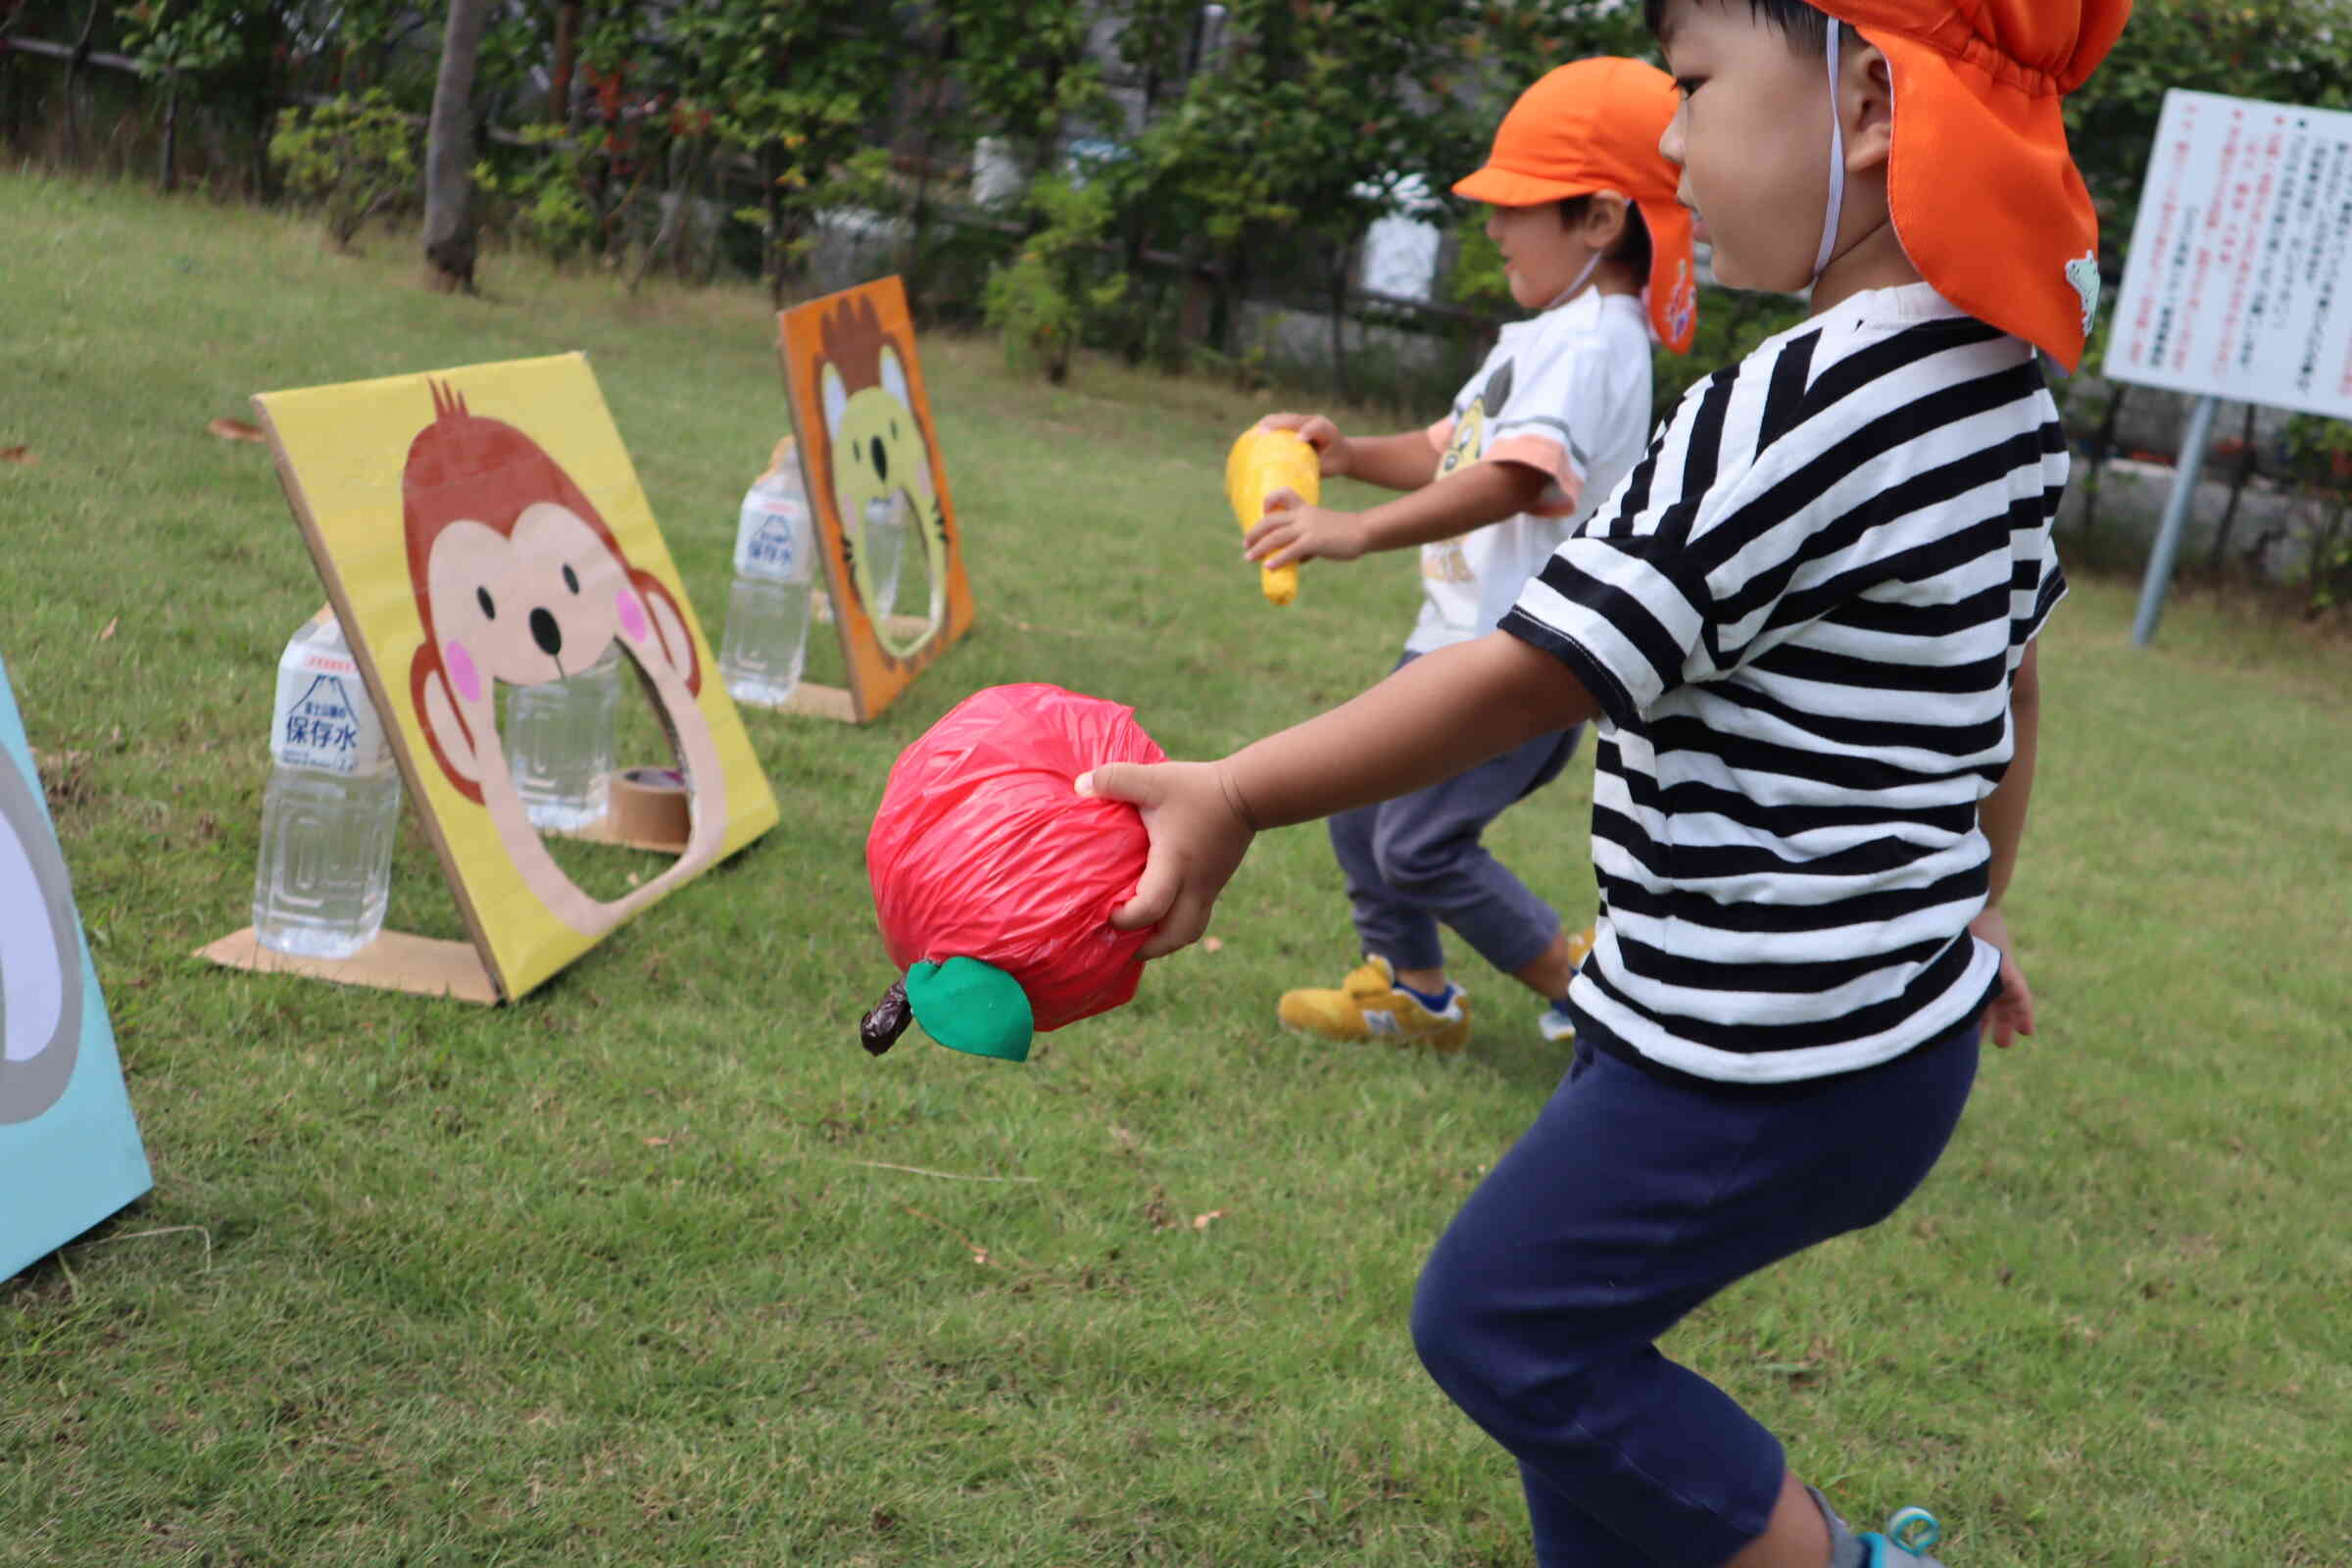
[
  {"x1": 1537, "y1": 925, "x2": 1598, "y2": 1043},
  {"x1": 1278, "y1": 956, "x2": 1471, "y2": 1054}
]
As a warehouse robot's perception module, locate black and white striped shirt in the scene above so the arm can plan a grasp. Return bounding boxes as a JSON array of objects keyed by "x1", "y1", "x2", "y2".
[{"x1": 1501, "y1": 284, "x2": 2067, "y2": 1086}]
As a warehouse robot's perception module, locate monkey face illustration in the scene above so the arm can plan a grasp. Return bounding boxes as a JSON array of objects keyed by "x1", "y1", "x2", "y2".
[
  {"x1": 0, "y1": 747, "x2": 84, "y2": 1126},
  {"x1": 424, "y1": 503, "x2": 649, "y2": 693},
  {"x1": 402, "y1": 383, "x2": 728, "y2": 938}
]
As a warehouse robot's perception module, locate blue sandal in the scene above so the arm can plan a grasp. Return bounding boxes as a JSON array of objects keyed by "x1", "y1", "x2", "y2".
[{"x1": 1858, "y1": 1506, "x2": 1946, "y2": 1566}]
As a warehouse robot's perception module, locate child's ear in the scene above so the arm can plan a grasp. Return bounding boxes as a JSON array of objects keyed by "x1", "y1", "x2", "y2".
[
  {"x1": 1843, "y1": 40, "x2": 1895, "y2": 174},
  {"x1": 1582, "y1": 191, "x2": 1632, "y2": 252}
]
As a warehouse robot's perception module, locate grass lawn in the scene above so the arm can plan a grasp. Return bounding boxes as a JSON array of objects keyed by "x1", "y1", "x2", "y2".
[{"x1": 3, "y1": 172, "x2": 2348, "y2": 1567}]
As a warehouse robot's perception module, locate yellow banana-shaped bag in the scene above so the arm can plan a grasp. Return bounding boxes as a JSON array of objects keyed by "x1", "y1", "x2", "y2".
[{"x1": 1223, "y1": 426, "x2": 1320, "y2": 607}]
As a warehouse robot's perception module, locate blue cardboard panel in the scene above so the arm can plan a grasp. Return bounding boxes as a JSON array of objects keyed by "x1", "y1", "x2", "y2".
[{"x1": 0, "y1": 655, "x2": 151, "y2": 1280}]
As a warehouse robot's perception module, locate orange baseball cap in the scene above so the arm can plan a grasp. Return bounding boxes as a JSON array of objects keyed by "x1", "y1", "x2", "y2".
[
  {"x1": 1821, "y1": 0, "x2": 2132, "y2": 371},
  {"x1": 1452, "y1": 57, "x2": 1699, "y2": 355}
]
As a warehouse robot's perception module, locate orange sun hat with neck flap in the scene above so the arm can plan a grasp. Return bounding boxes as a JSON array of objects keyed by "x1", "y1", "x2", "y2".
[
  {"x1": 1452, "y1": 57, "x2": 1699, "y2": 355},
  {"x1": 1817, "y1": 0, "x2": 2132, "y2": 371}
]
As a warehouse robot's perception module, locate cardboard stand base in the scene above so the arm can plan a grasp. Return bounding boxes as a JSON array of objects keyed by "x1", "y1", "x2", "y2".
[
  {"x1": 198, "y1": 926, "x2": 502, "y2": 1004},
  {"x1": 737, "y1": 681, "x2": 858, "y2": 721},
  {"x1": 199, "y1": 762, "x2": 694, "y2": 1002},
  {"x1": 753, "y1": 608, "x2": 938, "y2": 724}
]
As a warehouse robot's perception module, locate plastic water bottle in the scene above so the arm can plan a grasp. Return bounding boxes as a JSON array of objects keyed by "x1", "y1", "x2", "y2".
[
  {"x1": 503, "y1": 643, "x2": 621, "y2": 830},
  {"x1": 720, "y1": 443, "x2": 818, "y2": 707},
  {"x1": 253, "y1": 612, "x2": 402, "y2": 958},
  {"x1": 862, "y1": 491, "x2": 907, "y2": 618}
]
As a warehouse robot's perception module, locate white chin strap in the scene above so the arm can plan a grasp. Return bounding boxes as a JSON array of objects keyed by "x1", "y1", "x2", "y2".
[
  {"x1": 1814, "y1": 24, "x2": 1847, "y2": 280},
  {"x1": 1545, "y1": 250, "x2": 1604, "y2": 311}
]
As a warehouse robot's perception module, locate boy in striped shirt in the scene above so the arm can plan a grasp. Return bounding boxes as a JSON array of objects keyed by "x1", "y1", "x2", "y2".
[{"x1": 1084, "y1": 0, "x2": 2128, "y2": 1562}]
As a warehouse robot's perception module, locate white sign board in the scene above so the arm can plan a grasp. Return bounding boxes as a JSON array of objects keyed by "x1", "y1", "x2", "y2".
[{"x1": 2104, "y1": 89, "x2": 2352, "y2": 420}]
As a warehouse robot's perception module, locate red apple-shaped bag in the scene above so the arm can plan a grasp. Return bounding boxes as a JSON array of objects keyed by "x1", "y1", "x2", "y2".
[{"x1": 862, "y1": 684, "x2": 1162, "y2": 1061}]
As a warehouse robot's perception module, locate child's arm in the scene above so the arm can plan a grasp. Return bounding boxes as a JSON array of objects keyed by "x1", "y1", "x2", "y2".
[
  {"x1": 1258, "y1": 414, "x2": 1440, "y2": 493},
  {"x1": 1335, "y1": 432, "x2": 1452, "y2": 492},
  {"x1": 1969, "y1": 642, "x2": 2043, "y2": 1048},
  {"x1": 1243, "y1": 460, "x2": 1550, "y2": 568},
  {"x1": 1079, "y1": 632, "x2": 1597, "y2": 957}
]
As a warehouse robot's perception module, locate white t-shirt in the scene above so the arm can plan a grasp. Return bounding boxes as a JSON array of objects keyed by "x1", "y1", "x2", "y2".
[{"x1": 1405, "y1": 289, "x2": 1654, "y2": 655}]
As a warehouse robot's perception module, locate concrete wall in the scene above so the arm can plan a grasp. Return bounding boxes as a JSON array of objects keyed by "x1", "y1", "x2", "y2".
[{"x1": 2054, "y1": 456, "x2": 2338, "y2": 581}]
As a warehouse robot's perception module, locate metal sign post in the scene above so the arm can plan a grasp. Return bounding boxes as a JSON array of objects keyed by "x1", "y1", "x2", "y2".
[{"x1": 2130, "y1": 393, "x2": 2221, "y2": 646}]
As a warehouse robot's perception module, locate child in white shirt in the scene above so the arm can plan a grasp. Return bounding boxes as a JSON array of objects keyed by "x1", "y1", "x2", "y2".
[{"x1": 1241, "y1": 57, "x2": 1696, "y2": 1051}]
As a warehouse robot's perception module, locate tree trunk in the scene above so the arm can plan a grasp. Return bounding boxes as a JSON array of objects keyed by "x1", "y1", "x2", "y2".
[
  {"x1": 625, "y1": 134, "x2": 687, "y2": 292},
  {"x1": 159, "y1": 81, "x2": 178, "y2": 193},
  {"x1": 62, "y1": 0, "x2": 100, "y2": 164},
  {"x1": 762, "y1": 142, "x2": 786, "y2": 309},
  {"x1": 667, "y1": 137, "x2": 706, "y2": 278},
  {"x1": 249, "y1": 84, "x2": 276, "y2": 204},
  {"x1": 0, "y1": 1, "x2": 22, "y2": 151},
  {"x1": 422, "y1": 0, "x2": 491, "y2": 293},
  {"x1": 903, "y1": 27, "x2": 956, "y2": 316},
  {"x1": 548, "y1": 0, "x2": 579, "y2": 126},
  {"x1": 1326, "y1": 248, "x2": 1351, "y2": 405}
]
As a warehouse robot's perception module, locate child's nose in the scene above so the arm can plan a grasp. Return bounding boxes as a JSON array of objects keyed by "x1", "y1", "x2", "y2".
[{"x1": 1659, "y1": 112, "x2": 1686, "y2": 168}]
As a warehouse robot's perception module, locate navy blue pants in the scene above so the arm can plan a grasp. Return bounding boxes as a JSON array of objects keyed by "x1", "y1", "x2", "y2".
[
  {"x1": 1328, "y1": 655, "x2": 1582, "y2": 976},
  {"x1": 1412, "y1": 1012, "x2": 1983, "y2": 1566}
]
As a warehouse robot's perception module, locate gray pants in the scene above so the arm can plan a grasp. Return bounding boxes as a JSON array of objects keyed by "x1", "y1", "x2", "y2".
[{"x1": 1328, "y1": 653, "x2": 1583, "y2": 978}]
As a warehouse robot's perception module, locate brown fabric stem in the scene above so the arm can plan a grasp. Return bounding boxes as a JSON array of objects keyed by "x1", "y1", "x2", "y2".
[{"x1": 859, "y1": 979, "x2": 914, "y2": 1055}]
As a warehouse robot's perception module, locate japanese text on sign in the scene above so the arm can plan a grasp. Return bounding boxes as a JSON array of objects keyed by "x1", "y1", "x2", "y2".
[{"x1": 2105, "y1": 89, "x2": 2352, "y2": 420}]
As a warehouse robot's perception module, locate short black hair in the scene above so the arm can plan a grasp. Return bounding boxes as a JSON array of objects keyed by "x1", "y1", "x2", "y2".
[
  {"x1": 1558, "y1": 196, "x2": 1654, "y2": 279},
  {"x1": 1643, "y1": 0, "x2": 1836, "y2": 53}
]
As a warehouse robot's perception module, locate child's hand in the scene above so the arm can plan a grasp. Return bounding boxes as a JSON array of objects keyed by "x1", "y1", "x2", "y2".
[
  {"x1": 1244, "y1": 496, "x2": 1369, "y2": 568},
  {"x1": 1075, "y1": 760, "x2": 1257, "y2": 959},
  {"x1": 1969, "y1": 906, "x2": 2037, "y2": 1048},
  {"x1": 1256, "y1": 413, "x2": 1351, "y2": 478}
]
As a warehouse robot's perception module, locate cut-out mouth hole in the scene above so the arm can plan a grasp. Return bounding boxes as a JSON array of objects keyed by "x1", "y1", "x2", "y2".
[
  {"x1": 856, "y1": 488, "x2": 944, "y2": 660},
  {"x1": 499, "y1": 643, "x2": 686, "y2": 902}
]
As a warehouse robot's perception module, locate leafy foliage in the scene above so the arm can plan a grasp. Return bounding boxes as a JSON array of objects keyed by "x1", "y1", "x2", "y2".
[
  {"x1": 121, "y1": 0, "x2": 236, "y2": 87},
  {"x1": 654, "y1": 1, "x2": 906, "y2": 296},
  {"x1": 948, "y1": 0, "x2": 1105, "y2": 172},
  {"x1": 2280, "y1": 415, "x2": 2352, "y2": 612},
  {"x1": 982, "y1": 173, "x2": 1126, "y2": 382},
  {"x1": 33, "y1": 0, "x2": 2352, "y2": 406},
  {"x1": 474, "y1": 123, "x2": 599, "y2": 264},
  {"x1": 267, "y1": 89, "x2": 419, "y2": 249},
  {"x1": 2066, "y1": 0, "x2": 2352, "y2": 236}
]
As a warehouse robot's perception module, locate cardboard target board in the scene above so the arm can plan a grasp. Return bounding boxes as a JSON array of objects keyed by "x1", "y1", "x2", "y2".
[
  {"x1": 770, "y1": 276, "x2": 975, "y2": 723},
  {"x1": 200, "y1": 354, "x2": 780, "y2": 1003},
  {"x1": 0, "y1": 655, "x2": 152, "y2": 1279}
]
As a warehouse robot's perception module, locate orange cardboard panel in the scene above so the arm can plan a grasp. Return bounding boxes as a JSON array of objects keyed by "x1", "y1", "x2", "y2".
[{"x1": 772, "y1": 277, "x2": 974, "y2": 722}]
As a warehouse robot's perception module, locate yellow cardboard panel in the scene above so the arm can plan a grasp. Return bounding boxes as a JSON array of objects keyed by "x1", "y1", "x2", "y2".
[{"x1": 254, "y1": 354, "x2": 780, "y2": 1000}]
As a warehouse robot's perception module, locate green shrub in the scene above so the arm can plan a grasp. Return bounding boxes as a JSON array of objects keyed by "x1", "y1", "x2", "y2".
[
  {"x1": 2282, "y1": 415, "x2": 2352, "y2": 615},
  {"x1": 267, "y1": 91, "x2": 419, "y2": 251},
  {"x1": 982, "y1": 174, "x2": 1126, "y2": 383},
  {"x1": 477, "y1": 125, "x2": 602, "y2": 267}
]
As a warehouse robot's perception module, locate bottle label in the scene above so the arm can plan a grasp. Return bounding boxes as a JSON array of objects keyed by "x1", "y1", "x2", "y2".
[
  {"x1": 734, "y1": 487, "x2": 810, "y2": 582},
  {"x1": 271, "y1": 646, "x2": 395, "y2": 775}
]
